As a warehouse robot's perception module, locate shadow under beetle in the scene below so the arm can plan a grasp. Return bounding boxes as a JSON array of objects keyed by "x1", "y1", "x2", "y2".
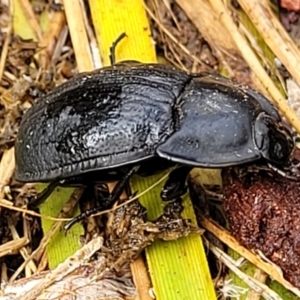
[{"x1": 14, "y1": 34, "x2": 295, "y2": 229}]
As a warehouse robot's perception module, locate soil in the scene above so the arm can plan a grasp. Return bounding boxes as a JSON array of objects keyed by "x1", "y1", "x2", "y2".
[{"x1": 223, "y1": 165, "x2": 300, "y2": 288}]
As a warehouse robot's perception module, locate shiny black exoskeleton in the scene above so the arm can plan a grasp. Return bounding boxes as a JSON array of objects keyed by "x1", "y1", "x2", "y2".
[{"x1": 14, "y1": 36, "x2": 295, "y2": 228}]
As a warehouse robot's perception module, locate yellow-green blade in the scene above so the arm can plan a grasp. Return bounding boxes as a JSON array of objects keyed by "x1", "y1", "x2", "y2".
[
  {"x1": 131, "y1": 172, "x2": 216, "y2": 299},
  {"x1": 38, "y1": 185, "x2": 82, "y2": 268},
  {"x1": 89, "y1": 0, "x2": 217, "y2": 298}
]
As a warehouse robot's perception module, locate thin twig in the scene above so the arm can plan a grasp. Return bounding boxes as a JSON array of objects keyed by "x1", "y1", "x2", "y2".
[
  {"x1": 0, "y1": 238, "x2": 29, "y2": 258},
  {"x1": 237, "y1": 0, "x2": 300, "y2": 89},
  {"x1": 205, "y1": 237, "x2": 283, "y2": 300},
  {"x1": 144, "y1": 3, "x2": 209, "y2": 69},
  {"x1": 200, "y1": 215, "x2": 300, "y2": 297},
  {"x1": 9, "y1": 188, "x2": 83, "y2": 282},
  {"x1": 208, "y1": 0, "x2": 300, "y2": 134},
  {"x1": 0, "y1": 148, "x2": 15, "y2": 200},
  {"x1": 8, "y1": 221, "x2": 37, "y2": 277},
  {"x1": 79, "y1": 0, "x2": 101, "y2": 68},
  {"x1": 62, "y1": 0, "x2": 94, "y2": 72},
  {"x1": 246, "y1": 269, "x2": 268, "y2": 300},
  {"x1": 130, "y1": 256, "x2": 153, "y2": 300},
  {"x1": 18, "y1": 236, "x2": 104, "y2": 300}
]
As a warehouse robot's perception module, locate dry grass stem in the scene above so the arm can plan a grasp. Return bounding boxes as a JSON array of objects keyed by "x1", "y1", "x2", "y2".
[
  {"x1": 51, "y1": 25, "x2": 69, "y2": 67},
  {"x1": 1, "y1": 258, "x2": 137, "y2": 300},
  {"x1": 167, "y1": 41, "x2": 188, "y2": 71},
  {"x1": 0, "y1": 2, "x2": 12, "y2": 82},
  {"x1": 0, "y1": 237, "x2": 29, "y2": 257},
  {"x1": 36, "y1": 249, "x2": 48, "y2": 272},
  {"x1": 205, "y1": 238, "x2": 283, "y2": 300},
  {"x1": 0, "y1": 148, "x2": 15, "y2": 200},
  {"x1": 22, "y1": 218, "x2": 32, "y2": 278},
  {"x1": 0, "y1": 200, "x2": 71, "y2": 222},
  {"x1": 18, "y1": 236, "x2": 103, "y2": 300},
  {"x1": 92, "y1": 171, "x2": 171, "y2": 217},
  {"x1": 8, "y1": 221, "x2": 37, "y2": 274},
  {"x1": 62, "y1": 0, "x2": 94, "y2": 72},
  {"x1": 0, "y1": 4, "x2": 25, "y2": 221},
  {"x1": 145, "y1": 3, "x2": 206, "y2": 68},
  {"x1": 79, "y1": 0, "x2": 101, "y2": 68},
  {"x1": 246, "y1": 269, "x2": 268, "y2": 300},
  {"x1": 175, "y1": 0, "x2": 267, "y2": 94},
  {"x1": 208, "y1": 0, "x2": 300, "y2": 134},
  {"x1": 9, "y1": 188, "x2": 83, "y2": 282},
  {"x1": 0, "y1": 238, "x2": 118, "y2": 300},
  {"x1": 10, "y1": 247, "x2": 39, "y2": 283},
  {"x1": 161, "y1": 0, "x2": 180, "y2": 29},
  {"x1": 3, "y1": 71, "x2": 16, "y2": 82},
  {"x1": 1, "y1": 263, "x2": 8, "y2": 282},
  {"x1": 200, "y1": 215, "x2": 300, "y2": 297},
  {"x1": 130, "y1": 256, "x2": 152, "y2": 300},
  {"x1": 238, "y1": 0, "x2": 300, "y2": 89},
  {"x1": 175, "y1": 0, "x2": 236, "y2": 52}
]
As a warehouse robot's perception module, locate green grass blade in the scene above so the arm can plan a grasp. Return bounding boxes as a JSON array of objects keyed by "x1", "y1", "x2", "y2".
[{"x1": 131, "y1": 172, "x2": 216, "y2": 300}]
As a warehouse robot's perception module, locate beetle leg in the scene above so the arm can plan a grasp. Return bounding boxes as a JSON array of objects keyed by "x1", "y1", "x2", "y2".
[
  {"x1": 29, "y1": 180, "x2": 62, "y2": 207},
  {"x1": 100, "y1": 164, "x2": 140, "y2": 208},
  {"x1": 161, "y1": 166, "x2": 193, "y2": 201},
  {"x1": 94, "y1": 183, "x2": 110, "y2": 204},
  {"x1": 64, "y1": 164, "x2": 140, "y2": 231},
  {"x1": 267, "y1": 163, "x2": 300, "y2": 181},
  {"x1": 30, "y1": 175, "x2": 93, "y2": 207}
]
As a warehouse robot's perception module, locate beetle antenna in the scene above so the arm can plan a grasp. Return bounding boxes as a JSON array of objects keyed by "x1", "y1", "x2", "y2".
[
  {"x1": 267, "y1": 162, "x2": 300, "y2": 181},
  {"x1": 109, "y1": 32, "x2": 127, "y2": 65}
]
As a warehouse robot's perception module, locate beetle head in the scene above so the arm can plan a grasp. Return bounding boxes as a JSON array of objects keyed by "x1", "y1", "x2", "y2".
[{"x1": 255, "y1": 112, "x2": 294, "y2": 166}]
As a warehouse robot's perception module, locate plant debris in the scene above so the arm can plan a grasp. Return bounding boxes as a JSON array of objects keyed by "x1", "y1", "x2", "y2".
[
  {"x1": 146, "y1": 0, "x2": 217, "y2": 73},
  {"x1": 2, "y1": 0, "x2": 300, "y2": 297},
  {"x1": 96, "y1": 196, "x2": 200, "y2": 272},
  {"x1": 1, "y1": 262, "x2": 136, "y2": 300},
  {"x1": 1, "y1": 236, "x2": 136, "y2": 300},
  {"x1": 222, "y1": 162, "x2": 300, "y2": 289}
]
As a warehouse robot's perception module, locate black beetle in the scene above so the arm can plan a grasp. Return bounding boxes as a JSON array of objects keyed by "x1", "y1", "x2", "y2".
[{"x1": 14, "y1": 35, "x2": 295, "y2": 228}]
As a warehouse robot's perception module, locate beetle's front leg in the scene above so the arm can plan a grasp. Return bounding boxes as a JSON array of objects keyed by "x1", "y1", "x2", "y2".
[{"x1": 161, "y1": 166, "x2": 193, "y2": 201}]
